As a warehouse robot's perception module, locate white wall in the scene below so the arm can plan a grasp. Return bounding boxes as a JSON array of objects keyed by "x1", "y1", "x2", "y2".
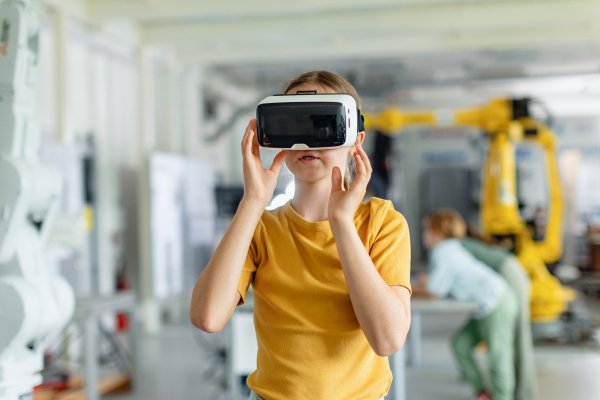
[{"x1": 36, "y1": 7, "x2": 141, "y2": 294}]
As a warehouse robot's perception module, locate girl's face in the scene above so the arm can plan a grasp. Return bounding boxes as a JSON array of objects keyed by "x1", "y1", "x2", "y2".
[{"x1": 283, "y1": 83, "x2": 363, "y2": 185}]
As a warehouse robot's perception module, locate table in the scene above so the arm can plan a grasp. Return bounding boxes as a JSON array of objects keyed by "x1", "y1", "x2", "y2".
[
  {"x1": 388, "y1": 298, "x2": 479, "y2": 400},
  {"x1": 72, "y1": 291, "x2": 138, "y2": 400}
]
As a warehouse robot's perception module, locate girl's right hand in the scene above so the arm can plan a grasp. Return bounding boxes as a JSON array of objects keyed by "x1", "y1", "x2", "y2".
[{"x1": 241, "y1": 119, "x2": 288, "y2": 208}]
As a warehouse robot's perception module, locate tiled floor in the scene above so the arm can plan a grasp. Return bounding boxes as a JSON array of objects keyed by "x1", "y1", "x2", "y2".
[{"x1": 107, "y1": 308, "x2": 600, "y2": 400}]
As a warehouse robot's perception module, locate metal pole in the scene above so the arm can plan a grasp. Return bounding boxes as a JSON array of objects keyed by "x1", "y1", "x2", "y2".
[
  {"x1": 129, "y1": 308, "x2": 139, "y2": 393},
  {"x1": 390, "y1": 346, "x2": 406, "y2": 400},
  {"x1": 408, "y1": 312, "x2": 422, "y2": 367},
  {"x1": 84, "y1": 316, "x2": 99, "y2": 400}
]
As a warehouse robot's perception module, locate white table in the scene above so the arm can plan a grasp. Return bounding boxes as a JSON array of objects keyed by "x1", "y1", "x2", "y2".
[
  {"x1": 388, "y1": 298, "x2": 479, "y2": 400},
  {"x1": 72, "y1": 291, "x2": 138, "y2": 400}
]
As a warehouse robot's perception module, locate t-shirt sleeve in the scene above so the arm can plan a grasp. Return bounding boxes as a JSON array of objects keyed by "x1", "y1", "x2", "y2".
[
  {"x1": 426, "y1": 251, "x2": 454, "y2": 298},
  {"x1": 369, "y1": 204, "x2": 412, "y2": 294},
  {"x1": 237, "y1": 232, "x2": 259, "y2": 306}
]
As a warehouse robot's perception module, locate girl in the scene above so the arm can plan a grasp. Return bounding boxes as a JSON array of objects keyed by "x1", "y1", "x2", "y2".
[
  {"x1": 414, "y1": 210, "x2": 518, "y2": 400},
  {"x1": 190, "y1": 71, "x2": 412, "y2": 400}
]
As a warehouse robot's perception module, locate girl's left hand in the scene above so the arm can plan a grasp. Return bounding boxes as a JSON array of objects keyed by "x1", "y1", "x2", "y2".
[{"x1": 328, "y1": 145, "x2": 372, "y2": 224}]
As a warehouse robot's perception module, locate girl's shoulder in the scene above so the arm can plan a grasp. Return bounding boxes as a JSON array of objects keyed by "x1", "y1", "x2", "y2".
[
  {"x1": 359, "y1": 196, "x2": 394, "y2": 214},
  {"x1": 357, "y1": 197, "x2": 401, "y2": 220},
  {"x1": 356, "y1": 197, "x2": 408, "y2": 238}
]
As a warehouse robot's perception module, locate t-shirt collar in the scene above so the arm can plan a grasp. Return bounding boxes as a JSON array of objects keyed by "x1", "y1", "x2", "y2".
[{"x1": 283, "y1": 201, "x2": 331, "y2": 231}]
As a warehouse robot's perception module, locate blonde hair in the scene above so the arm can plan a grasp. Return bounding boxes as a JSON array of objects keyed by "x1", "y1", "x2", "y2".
[
  {"x1": 283, "y1": 71, "x2": 361, "y2": 190},
  {"x1": 425, "y1": 209, "x2": 467, "y2": 239}
]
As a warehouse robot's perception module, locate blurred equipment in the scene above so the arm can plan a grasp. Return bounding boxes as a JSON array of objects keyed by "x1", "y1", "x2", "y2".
[
  {"x1": 365, "y1": 98, "x2": 591, "y2": 339},
  {"x1": 554, "y1": 264, "x2": 582, "y2": 284},
  {"x1": 380, "y1": 125, "x2": 481, "y2": 263},
  {"x1": 589, "y1": 224, "x2": 600, "y2": 272},
  {"x1": 0, "y1": 1, "x2": 75, "y2": 399},
  {"x1": 367, "y1": 131, "x2": 393, "y2": 199},
  {"x1": 215, "y1": 186, "x2": 245, "y2": 217}
]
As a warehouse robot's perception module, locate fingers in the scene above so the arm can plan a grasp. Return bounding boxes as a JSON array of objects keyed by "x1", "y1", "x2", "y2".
[
  {"x1": 270, "y1": 150, "x2": 288, "y2": 174},
  {"x1": 349, "y1": 146, "x2": 372, "y2": 193},
  {"x1": 241, "y1": 121, "x2": 253, "y2": 159},
  {"x1": 357, "y1": 145, "x2": 373, "y2": 177},
  {"x1": 331, "y1": 166, "x2": 343, "y2": 193},
  {"x1": 354, "y1": 148, "x2": 367, "y2": 177},
  {"x1": 250, "y1": 120, "x2": 261, "y2": 158},
  {"x1": 241, "y1": 119, "x2": 262, "y2": 163},
  {"x1": 241, "y1": 121, "x2": 250, "y2": 148}
]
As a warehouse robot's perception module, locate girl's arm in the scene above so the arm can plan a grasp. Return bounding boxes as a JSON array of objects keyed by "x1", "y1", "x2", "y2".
[
  {"x1": 329, "y1": 146, "x2": 411, "y2": 357},
  {"x1": 189, "y1": 120, "x2": 287, "y2": 333}
]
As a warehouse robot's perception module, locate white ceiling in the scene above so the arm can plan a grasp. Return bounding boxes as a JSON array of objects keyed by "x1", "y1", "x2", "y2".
[
  {"x1": 85, "y1": 0, "x2": 600, "y2": 115},
  {"x1": 87, "y1": 0, "x2": 600, "y2": 66}
]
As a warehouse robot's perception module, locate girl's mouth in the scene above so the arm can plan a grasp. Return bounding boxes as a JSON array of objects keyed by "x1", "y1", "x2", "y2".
[{"x1": 299, "y1": 153, "x2": 319, "y2": 164}]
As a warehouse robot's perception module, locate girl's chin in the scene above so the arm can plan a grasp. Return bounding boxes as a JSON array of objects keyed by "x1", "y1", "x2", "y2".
[
  {"x1": 288, "y1": 161, "x2": 334, "y2": 181},
  {"x1": 291, "y1": 171, "x2": 329, "y2": 183}
]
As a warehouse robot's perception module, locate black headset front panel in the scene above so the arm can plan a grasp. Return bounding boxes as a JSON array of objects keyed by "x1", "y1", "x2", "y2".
[{"x1": 257, "y1": 102, "x2": 347, "y2": 148}]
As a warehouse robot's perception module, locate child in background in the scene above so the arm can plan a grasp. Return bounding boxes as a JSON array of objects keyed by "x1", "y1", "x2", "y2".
[
  {"x1": 413, "y1": 210, "x2": 518, "y2": 400},
  {"x1": 462, "y1": 234, "x2": 538, "y2": 400}
]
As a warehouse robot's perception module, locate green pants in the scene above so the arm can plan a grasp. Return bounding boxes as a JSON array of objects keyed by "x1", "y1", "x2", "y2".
[
  {"x1": 452, "y1": 288, "x2": 518, "y2": 400},
  {"x1": 499, "y1": 257, "x2": 539, "y2": 400}
]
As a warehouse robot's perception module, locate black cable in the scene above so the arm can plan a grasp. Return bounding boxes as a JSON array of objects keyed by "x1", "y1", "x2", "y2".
[{"x1": 528, "y1": 98, "x2": 555, "y2": 128}]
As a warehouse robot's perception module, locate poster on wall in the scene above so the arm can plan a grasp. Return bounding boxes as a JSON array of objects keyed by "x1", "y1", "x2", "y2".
[
  {"x1": 149, "y1": 153, "x2": 217, "y2": 300},
  {"x1": 150, "y1": 153, "x2": 185, "y2": 300},
  {"x1": 184, "y1": 160, "x2": 217, "y2": 246}
]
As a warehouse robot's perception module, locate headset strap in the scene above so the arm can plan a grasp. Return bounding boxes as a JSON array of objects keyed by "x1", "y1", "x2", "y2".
[{"x1": 357, "y1": 108, "x2": 365, "y2": 132}]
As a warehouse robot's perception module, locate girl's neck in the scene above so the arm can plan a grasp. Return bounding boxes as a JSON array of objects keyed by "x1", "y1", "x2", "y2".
[{"x1": 290, "y1": 178, "x2": 332, "y2": 223}]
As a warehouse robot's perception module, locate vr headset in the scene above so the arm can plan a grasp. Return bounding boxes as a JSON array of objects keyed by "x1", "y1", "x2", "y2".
[{"x1": 256, "y1": 92, "x2": 365, "y2": 150}]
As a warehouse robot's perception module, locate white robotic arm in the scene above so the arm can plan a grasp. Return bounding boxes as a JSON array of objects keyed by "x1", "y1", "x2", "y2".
[{"x1": 0, "y1": 1, "x2": 75, "y2": 399}]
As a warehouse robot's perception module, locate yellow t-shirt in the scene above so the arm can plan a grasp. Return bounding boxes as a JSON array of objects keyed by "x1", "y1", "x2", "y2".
[{"x1": 237, "y1": 197, "x2": 411, "y2": 400}]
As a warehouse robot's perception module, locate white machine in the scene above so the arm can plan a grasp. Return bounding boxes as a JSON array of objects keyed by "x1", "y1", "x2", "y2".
[{"x1": 0, "y1": 1, "x2": 75, "y2": 399}]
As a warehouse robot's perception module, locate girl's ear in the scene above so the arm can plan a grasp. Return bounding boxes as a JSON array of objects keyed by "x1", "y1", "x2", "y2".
[
  {"x1": 348, "y1": 132, "x2": 366, "y2": 155},
  {"x1": 356, "y1": 131, "x2": 365, "y2": 146}
]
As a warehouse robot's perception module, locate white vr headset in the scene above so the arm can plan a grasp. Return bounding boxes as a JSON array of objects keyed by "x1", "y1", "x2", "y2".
[{"x1": 256, "y1": 91, "x2": 365, "y2": 150}]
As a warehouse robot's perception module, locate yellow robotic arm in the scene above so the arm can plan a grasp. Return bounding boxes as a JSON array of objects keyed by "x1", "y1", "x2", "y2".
[
  {"x1": 474, "y1": 103, "x2": 573, "y2": 321},
  {"x1": 364, "y1": 98, "x2": 572, "y2": 322},
  {"x1": 363, "y1": 108, "x2": 434, "y2": 132},
  {"x1": 364, "y1": 99, "x2": 513, "y2": 135}
]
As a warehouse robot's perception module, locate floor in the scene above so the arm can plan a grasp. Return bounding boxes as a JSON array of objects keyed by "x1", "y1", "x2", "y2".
[
  {"x1": 401, "y1": 313, "x2": 600, "y2": 400},
  {"x1": 106, "y1": 307, "x2": 600, "y2": 400}
]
